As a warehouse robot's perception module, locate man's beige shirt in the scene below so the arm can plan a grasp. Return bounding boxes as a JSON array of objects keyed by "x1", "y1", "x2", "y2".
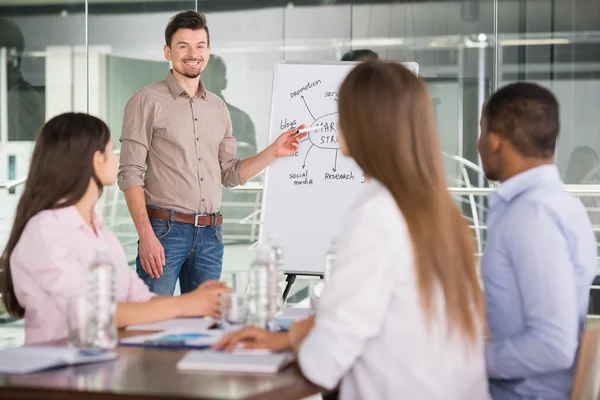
[{"x1": 118, "y1": 70, "x2": 242, "y2": 214}]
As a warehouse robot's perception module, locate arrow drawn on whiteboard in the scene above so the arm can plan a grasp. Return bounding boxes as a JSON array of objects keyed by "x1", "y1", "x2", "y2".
[
  {"x1": 301, "y1": 96, "x2": 317, "y2": 122},
  {"x1": 302, "y1": 144, "x2": 314, "y2": 169},
  {"x1": 333, "y1": 149, "x2": 338, "y2": 172},
  {"x1": 301, "y1": 138, "x2": 310, "y2": 144}
]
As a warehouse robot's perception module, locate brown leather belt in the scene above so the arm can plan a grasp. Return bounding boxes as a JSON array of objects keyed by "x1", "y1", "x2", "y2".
[{"x1": 147, "y1": 208, "x2": 223, "y2": 227}]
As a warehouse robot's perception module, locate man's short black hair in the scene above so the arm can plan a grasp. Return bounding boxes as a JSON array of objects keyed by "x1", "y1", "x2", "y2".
[
  {"x1": 165, "y1": 10, "x2": 210, "y2": 47},
  {"x1": 0, "y1": 18, "x2": 24, "y2": 51},
  {"x1": 341, "y1": 49, "x2": 379, "y2": 62},
  {"x1": 484, "y1": 82, "x2": 559, "y2": 158},
  {"x1": 0, "y1": 18, "x2": 25, "y2": 67}
]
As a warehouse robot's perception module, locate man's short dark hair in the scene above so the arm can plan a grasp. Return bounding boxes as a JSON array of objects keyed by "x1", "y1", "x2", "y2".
[
  {"x1": 0, "y1": 18, "x2": 25, "y2": 66},
  {"x1": 341, "y1": 49, "x2": 379, "y2": 62},
  {"x1": 165, "y1": 10, "x2": 210, "y2": 47},
  {"x1": 484, "y1": 82, "x2": 559, "y2": 158}
]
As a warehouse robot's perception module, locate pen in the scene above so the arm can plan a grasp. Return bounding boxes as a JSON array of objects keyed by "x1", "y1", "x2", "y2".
[{"x1": 296, "y1": 126, "x2": 322, "y2": 134}]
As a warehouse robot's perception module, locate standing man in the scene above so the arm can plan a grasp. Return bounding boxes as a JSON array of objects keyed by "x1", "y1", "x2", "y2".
[
  {"x1": 118, "y1": 10, "x2": 305, "y2": 295},
  {"x1": 478, "y1": 82, "x2": 597, "y2": 399}
]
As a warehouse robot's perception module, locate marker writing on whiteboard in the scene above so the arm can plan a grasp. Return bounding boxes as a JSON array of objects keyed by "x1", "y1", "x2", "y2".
[{"x1": 296, "y1": 126, "x2": 322, "y2": 134}]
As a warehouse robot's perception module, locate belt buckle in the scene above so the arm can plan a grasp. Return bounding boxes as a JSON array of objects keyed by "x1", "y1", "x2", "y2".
[{"x1": 194, "y1": 215, "x2": 207, "y2": 228}]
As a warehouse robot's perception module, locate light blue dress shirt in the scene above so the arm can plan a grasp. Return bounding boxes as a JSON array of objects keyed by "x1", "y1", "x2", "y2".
[{"x1": 483, "y1": 165, "x2": 597, "y2": 400}]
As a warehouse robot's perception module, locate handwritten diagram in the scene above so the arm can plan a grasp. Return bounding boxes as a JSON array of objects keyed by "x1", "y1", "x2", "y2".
[
  {"x1": 261, "y1": 61, "x2": 417, "y2": 276},
  {"x1": 275, "y1": 73, "x2": 365, "y2": 187},
  {"x1": 297, "y1": 94, "x2": 341, "y2": 172}
]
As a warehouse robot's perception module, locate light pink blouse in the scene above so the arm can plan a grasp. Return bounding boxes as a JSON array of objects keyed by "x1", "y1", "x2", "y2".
[{"x1": 10, "y1": 206, "x2": 154, "y2": 344}]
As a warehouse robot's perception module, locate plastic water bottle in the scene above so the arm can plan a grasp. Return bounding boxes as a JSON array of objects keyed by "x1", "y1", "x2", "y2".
[
  {"x1": 86, "y1": 245, "x2": 117, "y2": 349},
  {"x1": 247, "y1": 245, "x2": 277, "y2": 331},
  {"x1": 268, "y1": 233, "x2": 285, "y2": 312},
  {"x1": 324, "y1": 238, "x2": 337, "y2": 282},
  {"x1": 268, "y1": 233, "x2": 285, "y2": 285},
  {"x1": 310, "y1": 239, "x2": 337, "y2": 313}
]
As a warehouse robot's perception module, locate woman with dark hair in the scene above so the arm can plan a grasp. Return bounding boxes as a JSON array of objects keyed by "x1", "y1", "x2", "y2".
[
  {"x1": 0, "y1": 113, "x2": 227, "y2": 344},
  {"x1": 214, "y1": 61, "x2": 489, "y2": 399}
]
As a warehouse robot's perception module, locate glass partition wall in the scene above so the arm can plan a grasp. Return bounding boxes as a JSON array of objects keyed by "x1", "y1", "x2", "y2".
[{"x1": 0, "y1": 0, "x2": 599, "y2": 328}]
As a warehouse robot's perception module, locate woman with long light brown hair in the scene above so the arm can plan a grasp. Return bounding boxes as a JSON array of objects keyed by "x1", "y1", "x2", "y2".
[{"x1": 214, "y1": 60, "x2": 490, "y2": 399}]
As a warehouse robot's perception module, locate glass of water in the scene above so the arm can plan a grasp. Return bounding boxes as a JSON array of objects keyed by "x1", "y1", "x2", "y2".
[
  {"x1": 221, "y1": 271, "x2": 250, "y2": 294},
  {"x1": 220, "y1": 291, "x2": 249, "y2": 333},
  {"x1": 67, "y1": 294, "x2": 91, "y2": 348}
]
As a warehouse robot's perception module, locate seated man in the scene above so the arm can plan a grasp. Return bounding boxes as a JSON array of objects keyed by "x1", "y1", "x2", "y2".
[{"x1": 478, "y1": 82, "x2": 597, "y2": 400}]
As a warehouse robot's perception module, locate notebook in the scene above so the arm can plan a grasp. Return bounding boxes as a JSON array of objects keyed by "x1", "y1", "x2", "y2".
[
  {"x1": 0, "y1": 346, "x2": 117, "y2": 374},
  {"x1": 119, "y1": 329, "x2": 224, "y2": 349},
  {"x1": 176, "y1": 350, "x2": 294, "y2": 374},
  {"x1": 125, "y1": 317, "x2": 217, "y2": 331}
]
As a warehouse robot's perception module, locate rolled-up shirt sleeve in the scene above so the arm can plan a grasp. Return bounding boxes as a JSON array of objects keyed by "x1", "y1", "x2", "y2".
[
  {"x1": 219, "y1": 106, "x2": 243, "y2": 188},
  {"x1": 118, "y1": 92, "x2": 153, "y2": 192}
]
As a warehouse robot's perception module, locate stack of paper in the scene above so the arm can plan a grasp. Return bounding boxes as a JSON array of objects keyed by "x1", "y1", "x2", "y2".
[{"x1": 176, "y1": 350, "x2": 294, "y2": 374}]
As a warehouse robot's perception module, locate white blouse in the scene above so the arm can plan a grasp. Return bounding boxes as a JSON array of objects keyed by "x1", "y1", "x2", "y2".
[{"x1": 298, "y1": 180, "x2": 490, "y2": 400}]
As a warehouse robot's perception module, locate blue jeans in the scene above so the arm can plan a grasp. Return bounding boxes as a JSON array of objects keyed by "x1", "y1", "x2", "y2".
[{"x1": 136, "y1": 210, "x2": 224, "y2": 295}]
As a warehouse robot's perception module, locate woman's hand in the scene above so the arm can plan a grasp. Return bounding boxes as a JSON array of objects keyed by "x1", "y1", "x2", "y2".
[
  {"x1": 213, "y1": 327, "x2": 291, "y2": 352},
  {"x1": 180, "y1": 280, "x2": 231, "y2": 318}
]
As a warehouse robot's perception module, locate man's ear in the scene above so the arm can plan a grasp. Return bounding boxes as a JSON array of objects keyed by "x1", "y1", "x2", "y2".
[
  {"x1": 164, "y1": 45, "x2": 172, "y2": 62},
  {"x1": 488, "y1": 131, "x2": 503, "y2": 154}
]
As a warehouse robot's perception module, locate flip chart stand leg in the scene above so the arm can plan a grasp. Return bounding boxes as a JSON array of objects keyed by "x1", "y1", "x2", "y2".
[
  {"x1": 282, "y1": 273, "x2": 297, "y2": 303},
  {"x1": 281, "y1": 272, "x2": 325, "y2": 304}
]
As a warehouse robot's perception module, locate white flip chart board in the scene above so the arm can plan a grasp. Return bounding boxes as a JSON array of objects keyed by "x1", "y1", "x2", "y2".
[{"x1": 259, "y1": 60, "x2": 419, "y2": 275}]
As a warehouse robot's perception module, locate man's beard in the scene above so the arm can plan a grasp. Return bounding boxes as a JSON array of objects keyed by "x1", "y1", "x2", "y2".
[{"x1": 174, "y1": 62, "x2": 202, "y2": 79}]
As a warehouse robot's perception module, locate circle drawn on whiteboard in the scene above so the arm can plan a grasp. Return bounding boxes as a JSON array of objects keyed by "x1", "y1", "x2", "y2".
[
  {"x1": 308, "y1": 113, "x2": 339, "y2": 150},
  {"x1": 298, "y1": 95, "x2": 340, "y2": 171}
]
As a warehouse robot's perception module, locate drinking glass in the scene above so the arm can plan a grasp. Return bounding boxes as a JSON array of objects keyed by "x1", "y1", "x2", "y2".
[
  {"x1": 220, "y1": 291, "x2": 249, "y2": 333},
  {"x1": 67, "y1": 294, "x2": 91, "y2": 348}
]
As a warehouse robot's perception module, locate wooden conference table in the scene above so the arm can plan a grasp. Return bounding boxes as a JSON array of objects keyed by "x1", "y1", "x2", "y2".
[{"x1": 0, "y1": 330, "x2": 323, "y2": 400}]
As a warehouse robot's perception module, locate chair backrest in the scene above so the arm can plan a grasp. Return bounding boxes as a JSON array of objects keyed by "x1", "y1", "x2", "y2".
[{"x1": 571, "y1": 323, "x2": 600, "y2": 400}]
